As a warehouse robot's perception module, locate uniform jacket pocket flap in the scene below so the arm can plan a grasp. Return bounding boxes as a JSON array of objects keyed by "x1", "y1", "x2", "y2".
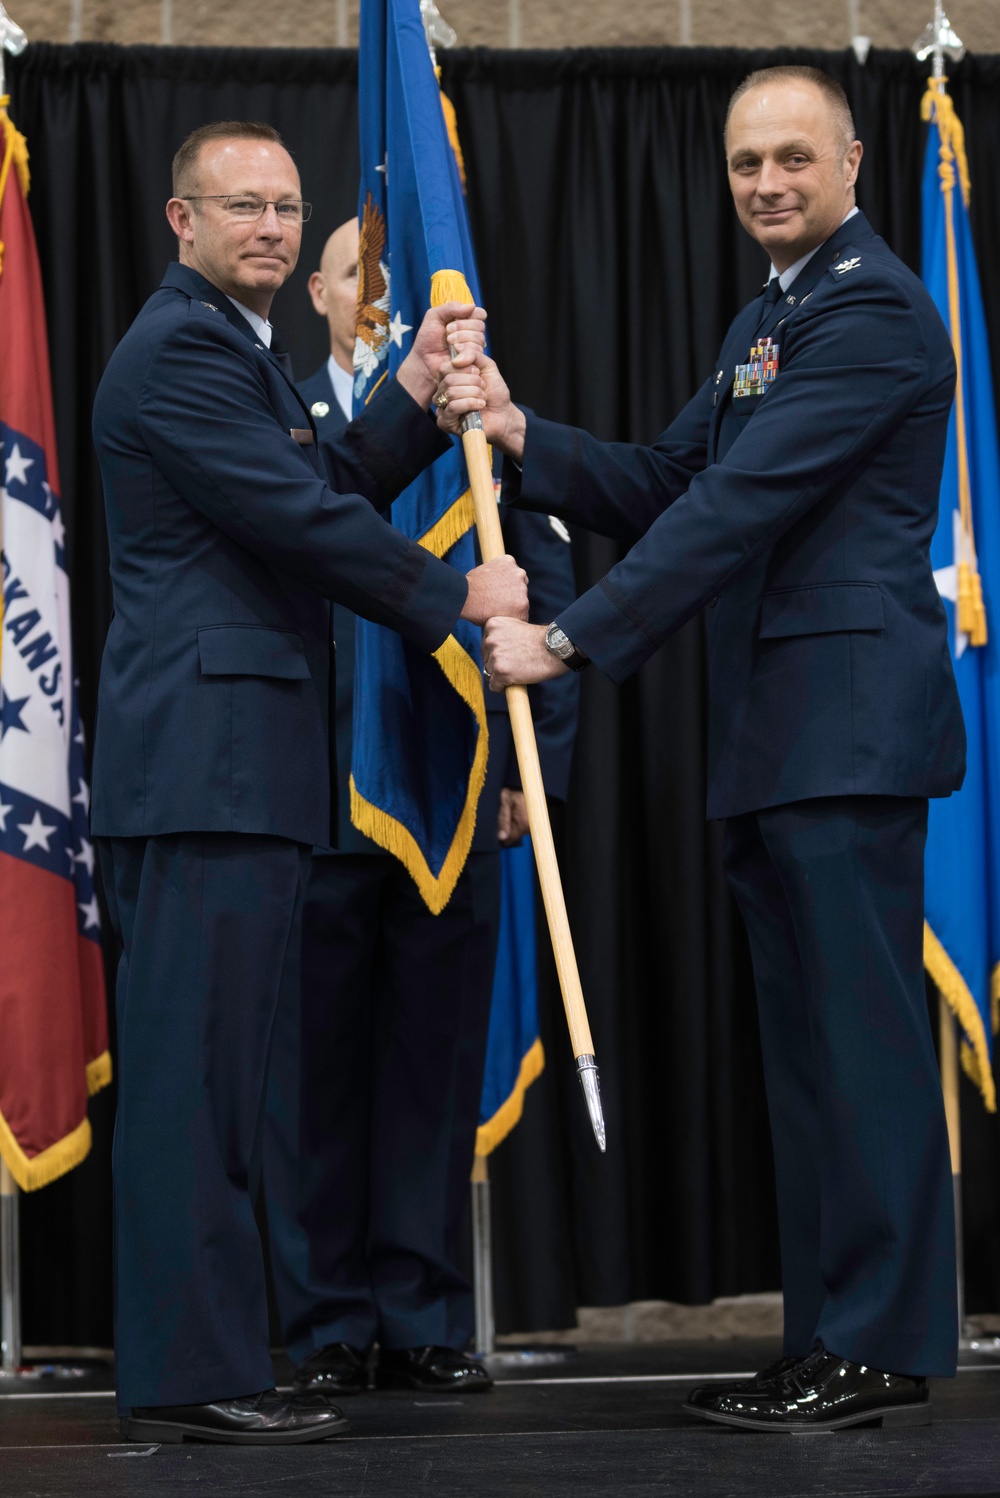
[
  {"x1": 197, "y1": 625, "x2": 311, "y2": 678},
  {"x1": 759, "y1": 584, "x2": 885, "y2": 639}
]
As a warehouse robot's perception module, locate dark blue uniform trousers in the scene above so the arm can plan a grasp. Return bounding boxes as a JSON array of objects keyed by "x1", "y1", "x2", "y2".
[
  {"x1": 97, "y1": 832, "x2": 311, "y2": 1412},
  {"x1": 263, "y1": 851, "x2": 501, "y2": 1362},
  {"x1": 723, "y1": 796, "x2": 957, "y2": 1378}
]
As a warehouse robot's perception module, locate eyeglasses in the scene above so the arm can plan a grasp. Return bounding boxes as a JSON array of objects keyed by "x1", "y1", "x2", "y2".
[{"x1": 185, "y1": 195, "x2": 313, "y2": 223}]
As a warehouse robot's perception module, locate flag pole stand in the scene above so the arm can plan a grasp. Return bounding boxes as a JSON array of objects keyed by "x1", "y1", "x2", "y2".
[
  {"x1": 470, "y1": 1152, "x2": 576, "y2": 1370},
  {"x1": 0, "y1": 1158, "x2": 22, "y2": 1375},
  {"x1": 938, "y1": 998, "x2": 1000, "y2": 1365},
  {"x1": 0, "y1": 1158, "x2": 108, "y2": 1386}
]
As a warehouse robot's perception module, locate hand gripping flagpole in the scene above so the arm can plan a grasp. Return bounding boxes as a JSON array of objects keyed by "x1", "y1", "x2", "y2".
[{"x1": 459, "y1": 412, "x2": 606, "y2": 1152}]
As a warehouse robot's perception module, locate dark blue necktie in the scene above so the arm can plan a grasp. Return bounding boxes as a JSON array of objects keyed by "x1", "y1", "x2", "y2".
[{"x1": 270, "y1": 333, "x2": 294, "y2": 381}]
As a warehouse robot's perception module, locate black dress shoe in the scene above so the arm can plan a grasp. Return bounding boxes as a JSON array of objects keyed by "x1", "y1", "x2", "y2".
[
  {"x1": 687, "y1": 1354, "x2": 805, "y2": 1405},
  {"x1": 375, "y1": 1346, "x2": 493, "y2": 1393},
  {"x1": 122, "y1": 1388, "x2": 350, "y2": 1444},
  {"x1": 683, "y1": 1345, "x2": 931, "y2": 1433},
  {"x1": 293, "y1": 1342, "x2": 370, "y2": 1396}
]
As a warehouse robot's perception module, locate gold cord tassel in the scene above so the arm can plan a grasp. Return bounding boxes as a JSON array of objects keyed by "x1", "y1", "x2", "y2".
[
  {"x1": 956, "y1": 560, "x2": 976, "y2": 636},
  {"x1": 971, "y1": 567, "x2": 988, "y2": 646}
]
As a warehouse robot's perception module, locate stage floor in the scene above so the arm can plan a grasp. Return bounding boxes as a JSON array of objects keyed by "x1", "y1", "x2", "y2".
[{"x1": 2, "y1": 1340, "x2": 999, "y2": 1497}]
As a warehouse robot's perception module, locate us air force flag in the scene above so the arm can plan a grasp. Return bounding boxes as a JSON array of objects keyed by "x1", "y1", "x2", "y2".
[
  {"x1": 922, "y1": 78, "x2": 1000, "y2": 1109},
  {"x1": 351, "y1": 0, "x2": 488, "y2": 912}
]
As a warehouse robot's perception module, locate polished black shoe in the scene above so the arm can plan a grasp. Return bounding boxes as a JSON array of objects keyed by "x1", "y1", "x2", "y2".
[
  {"x1": 375, "y1": 1345, "x2": 493, "y2": 1393},
  {"x1": 293, "y1": 1342, "x2": 370, "y2": 1396},
  {"x1": 122, "y1": 1388, "x2": 350, "y2": 1444},
  {"x1": 683, "y1": 1345, "x2": 931, "y2": 1433},
  {"x1": 686, "y1": 1355, "x2": 805, "y2": 1406}
]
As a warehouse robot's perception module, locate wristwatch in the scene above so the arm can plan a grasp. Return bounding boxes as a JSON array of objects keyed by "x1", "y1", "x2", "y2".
[{"x1": 544, "y1": 622, "x2": 590, "y2": 672}]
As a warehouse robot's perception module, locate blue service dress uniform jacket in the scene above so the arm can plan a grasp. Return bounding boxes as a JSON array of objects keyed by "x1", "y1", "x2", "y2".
[
  {"x1": 504, "y1": 212, "x2": 964, "y2": 1378},
  {"x1": 91, "y1": 264, "x2": 468, "y2": 1412},
  {"x1": 91, "y1": 263, "x2": 466, "y2": 848},
  {"x1": 508, "y1": 212, "x2": 965, "y2": 817},
  {"x1": 263, "y1": 363, "x2": 578, "y2": 1359}
]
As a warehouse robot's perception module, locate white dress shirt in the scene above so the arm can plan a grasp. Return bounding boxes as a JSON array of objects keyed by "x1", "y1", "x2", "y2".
[
  {"x1": 768, "y1": 205, "x2": 860, "y2": 293},
  {"x1": 327, "y1": 355, "x2": 355, "y2": 423},
  {"x1": 226, "y1": 296, "x2": 273, "y2": 348}
]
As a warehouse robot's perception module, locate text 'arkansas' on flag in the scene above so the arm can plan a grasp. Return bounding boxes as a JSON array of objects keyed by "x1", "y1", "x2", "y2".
[
  {"x1": 0, "y1": 97, "x2": 110, "y2": 1189},
  {"x1": 922, "y1": 75, "x2": 1000, "y2": 1110}
]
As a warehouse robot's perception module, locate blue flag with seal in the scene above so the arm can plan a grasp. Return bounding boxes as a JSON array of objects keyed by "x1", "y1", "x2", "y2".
[
  {"x1": 351, "y1": 0, "x2": 488, "y2": 912},
  {"x1": 922, "y1": 76, "x2": 1000, "y2": 1111},
  {"x1": 476, "y1": 838, "x2": 545, "y2": 1155}
]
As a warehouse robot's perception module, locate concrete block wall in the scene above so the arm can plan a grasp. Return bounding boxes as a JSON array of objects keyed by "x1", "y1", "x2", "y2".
[{"x1": 6, "y1": 0, "x2": 996, "y2": 55}]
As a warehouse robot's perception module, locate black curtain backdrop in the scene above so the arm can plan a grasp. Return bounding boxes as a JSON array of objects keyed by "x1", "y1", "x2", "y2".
[{"x1": 7, "y1": 43, "x2": 1000, "y2": 1348}]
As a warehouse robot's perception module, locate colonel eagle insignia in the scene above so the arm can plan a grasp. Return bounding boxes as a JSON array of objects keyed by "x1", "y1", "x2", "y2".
[{"x1": 354, "y1": 192, "x2": 391, "y2": 396}]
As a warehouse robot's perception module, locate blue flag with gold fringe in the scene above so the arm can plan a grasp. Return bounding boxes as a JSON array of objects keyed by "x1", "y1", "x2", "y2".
[
  {"x1": 476, "y1": 839, "x2": 545, "y2": 1155},
  {"x1": 922, "y1": 77, "x2": 1000, "y2": 1110},
  {"x1": 351, "y1": 0, "x2": 487, "y2": 912}
]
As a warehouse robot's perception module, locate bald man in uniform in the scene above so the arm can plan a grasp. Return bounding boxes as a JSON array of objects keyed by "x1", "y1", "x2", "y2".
[{"x1": 263, "y1": 221, "x2": 578, "y2": 1397}]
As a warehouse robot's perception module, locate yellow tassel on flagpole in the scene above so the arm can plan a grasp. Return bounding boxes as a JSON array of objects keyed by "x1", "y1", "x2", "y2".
[
  {"x1": 970, "y1": 568, "x2": 988, "y2": 646},
  {"x1": 921, "y1": 74, "x2": 987, "y2": 648},
  {"x1": 435, "y1": 67, "x2": 467, "y2": 191},
  {"x1": 956, "y1": 560, "x2": 976, "y2": 636}
]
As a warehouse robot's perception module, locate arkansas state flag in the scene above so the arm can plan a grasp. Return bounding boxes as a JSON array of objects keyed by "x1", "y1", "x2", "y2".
[{"x1": 0, "y1": 103, "x2": 110, "y2": 1189}]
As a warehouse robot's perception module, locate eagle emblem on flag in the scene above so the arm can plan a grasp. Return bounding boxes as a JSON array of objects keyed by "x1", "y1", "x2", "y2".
[{"x1": 354, "y1": 192, "x2": 391, "y2": 394}]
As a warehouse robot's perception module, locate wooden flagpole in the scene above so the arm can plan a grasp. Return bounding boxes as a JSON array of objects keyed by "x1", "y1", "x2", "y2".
[{"x1": 460, "y1": 413, "x2": 605, "y2": 1151}]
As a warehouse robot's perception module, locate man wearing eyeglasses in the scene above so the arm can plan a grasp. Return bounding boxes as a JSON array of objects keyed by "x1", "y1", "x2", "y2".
[{"x1": 90, "y1": 120, "x2": 528, "y2": 1446}]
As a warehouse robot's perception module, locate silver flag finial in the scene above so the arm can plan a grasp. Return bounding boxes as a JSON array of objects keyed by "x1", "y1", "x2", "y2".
[
  {"x1": 0, "y1": 3, "x2": 28, "y2": 100},
  {"x1": 913, "y1": 2, "x2": 965, "y2": 73},
  {"x1": 420, "y1": 0, "x2": 457, "y2": 64}
]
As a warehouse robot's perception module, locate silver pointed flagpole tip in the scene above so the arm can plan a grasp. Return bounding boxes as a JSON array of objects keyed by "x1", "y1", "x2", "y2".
[{"x1": 576, "y1": 1055, "x2": 607, "y2": 1153}]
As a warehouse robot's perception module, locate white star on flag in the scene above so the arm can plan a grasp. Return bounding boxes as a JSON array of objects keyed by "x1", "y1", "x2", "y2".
[
  {"x1": 74, "y1": 838, "x2": 95, "y2": 877},
  {"x1": 4, "y1": 443, "x2": 34, "y2": 488},
  {"x1": 18, "y1": 810, "x2": 57, "y2": 852},
  {"x1": 78, "y1": 896, "x2": 101, "y2": 931},
  {"x1": 933, "y1": 509, "x2": 970, "y2": 662},
  {"x1": 0, "y1": 798, "x2": 12, "y2": 832},
  {"x1": 41, "y1": 480, "x2": 55, "y2": 513},
  {"x1": 71, "y1": 778, "x2": 91, "y2": 813},
  {"x1": 388, "y1": 310, "x2": 413, "y2": 348},
  {"x1": 51, "y1": 511, "x2": 66, "y2": 549}
]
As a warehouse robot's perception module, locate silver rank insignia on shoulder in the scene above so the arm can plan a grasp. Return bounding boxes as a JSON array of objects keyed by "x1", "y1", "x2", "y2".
[
  {"x1": 733, "y1": 337, "x2": 779, "y2": 399},
  {"x1": 310, "y1": 400, "x2": 330, "y2": 418},
  {"x1": 833, "y1": 257, "x2": 861, "y2": 274},
  {"x1": 200, "y1": 300, "x2": 219, "y2": 311}
]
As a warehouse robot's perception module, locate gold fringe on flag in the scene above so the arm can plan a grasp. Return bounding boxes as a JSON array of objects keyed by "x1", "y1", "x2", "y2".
[
  {"x1": 0, "y1": 1110, "x2": 92, "y2": 1192},
  {"x1": 475, "y1": 1037, "x2": 545, "y2": 1157},
  {"x1": 922, "y1": 76, "x2": 987, "y2": 646},
  {"x1": 924, "y1": 920, "x2": 996, "y2": 1111},
  {"x1": 349, "y1": 631, "x2": 488, "y2": 914},
  {"x1": 351, "y1": 262, "x2": 493, "y2": 911}
]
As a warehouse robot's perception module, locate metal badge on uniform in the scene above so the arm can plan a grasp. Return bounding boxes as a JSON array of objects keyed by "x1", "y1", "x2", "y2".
[
  {"x1": 290, "y1": 428, "x2": 315, "y2": 445},
  {"x1": 733, "y1": 337, "x2": 779, "y2": 399},
  {"x1": 310, "y1": 401, "x2": 330, "y2": 418}
]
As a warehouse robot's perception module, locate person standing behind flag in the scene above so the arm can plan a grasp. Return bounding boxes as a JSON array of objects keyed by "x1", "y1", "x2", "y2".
[
  {"x1": 440, "y1": 66, "x2": 965, "y2": 1432},
  {"x1": 90, "y1": 120, "x2": 528, "y2": 1446},
  {"x1": 261, "y1": 218, "x2": 578, "y2": 1397}
]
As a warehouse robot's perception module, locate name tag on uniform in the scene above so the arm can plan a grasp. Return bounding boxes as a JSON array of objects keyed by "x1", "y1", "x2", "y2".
[
  {"x1": 289, "y1": 428, "x2": 315, "y2": 445},
  {"x1": 733, "y1": 337, "x2": 779, "y2": 399}
]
